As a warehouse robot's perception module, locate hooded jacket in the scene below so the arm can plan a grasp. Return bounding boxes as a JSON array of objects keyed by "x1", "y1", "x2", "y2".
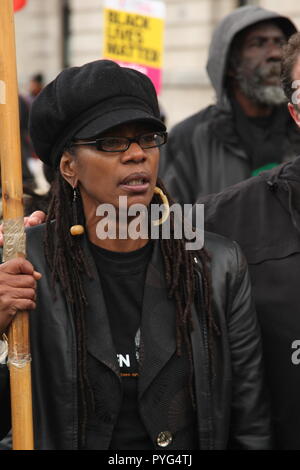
[
  {"x1": 198, "y1": 156, "x2": 300, "y2": 449},
  {"x1": 159, "y1": 6, "x2": 298, "y2": 205}
]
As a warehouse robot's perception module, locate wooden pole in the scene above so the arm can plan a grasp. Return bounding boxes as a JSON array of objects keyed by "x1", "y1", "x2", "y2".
[{"x1": 0, "y1": 0, "x2": 34, "y2": 450}]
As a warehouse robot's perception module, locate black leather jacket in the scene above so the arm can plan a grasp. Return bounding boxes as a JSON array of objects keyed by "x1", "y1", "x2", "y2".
[
  {"x1": 198, "y1": 157, "x2": 300, "y2": 448},
  {"x1": 0, "y1": 225, "x2": 271, "y2": 449}
]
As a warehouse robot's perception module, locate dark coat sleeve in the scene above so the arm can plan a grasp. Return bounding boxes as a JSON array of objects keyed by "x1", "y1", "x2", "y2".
[
  {"x1": 227, "y1": 242, "x2": 272, "y2": 449},
  {"x1": 0, "y1": 364, "x2": 11, "y2": 440},
  {"x1": 159, "y1": 131, "x2": 197, "y2": 206}
]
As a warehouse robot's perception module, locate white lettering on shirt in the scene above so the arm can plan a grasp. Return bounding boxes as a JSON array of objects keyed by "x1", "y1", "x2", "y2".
[{"x1": 117, "y1": 353, "x2": 131, "y2": 368}]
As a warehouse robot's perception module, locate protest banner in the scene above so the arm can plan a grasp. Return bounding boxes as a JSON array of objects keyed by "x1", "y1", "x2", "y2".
[{"x1": 103, "y1": 0, "x2": 165, "y2": 94}]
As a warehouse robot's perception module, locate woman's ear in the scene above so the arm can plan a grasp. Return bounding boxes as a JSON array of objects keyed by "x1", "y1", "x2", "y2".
[{"x1": 60, "y1": 152, "x2": 77, "y2": 187}]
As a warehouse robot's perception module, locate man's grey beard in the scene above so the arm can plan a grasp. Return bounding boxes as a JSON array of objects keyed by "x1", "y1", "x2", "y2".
[{"x1": 235, "y1": 63, "x2": 287, "y2": 106}]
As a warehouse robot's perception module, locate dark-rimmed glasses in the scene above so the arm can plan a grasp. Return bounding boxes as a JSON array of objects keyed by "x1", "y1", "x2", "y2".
[{"x1": 71, "y1": 131, "x2": 168, "y2": 153}]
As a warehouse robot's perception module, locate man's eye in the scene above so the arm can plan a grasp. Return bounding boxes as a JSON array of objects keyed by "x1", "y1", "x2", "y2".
[
  {"x1": 248, "y1": 38, "x2": 265, "y2": 47},
  {"x1": 142, "y1": 133, "x2": 156, "y2": 143}
]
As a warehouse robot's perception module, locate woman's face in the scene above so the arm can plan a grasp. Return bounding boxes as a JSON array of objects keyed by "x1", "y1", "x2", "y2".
[{"x1": 61, "y1": 122, "x2": 161, "y2": 213}]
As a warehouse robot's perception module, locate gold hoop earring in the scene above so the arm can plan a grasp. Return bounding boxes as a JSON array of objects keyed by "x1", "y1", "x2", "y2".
[
  {"x1": 152, "y1": 186, "x2": 170, "y2": 226},
  {"x1": 70, "y1": 187, "x2": 85, "y2": 236}
]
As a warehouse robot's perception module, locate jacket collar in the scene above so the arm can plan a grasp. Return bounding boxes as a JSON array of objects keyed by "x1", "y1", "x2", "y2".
[
  {"x1": 277, "y1": 155, "x2": 300, "y2": 184},
  {"x1": 266, "y1": 156, "x2": 300, "y2": 236},
  {"x1": 233, "y1": 157, "x2": 300, "y2": 264}
]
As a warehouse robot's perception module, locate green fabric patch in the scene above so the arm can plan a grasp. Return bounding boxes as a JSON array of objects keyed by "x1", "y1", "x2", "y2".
[{"x1": 251, "y1": 162, "x2": 279, "y2": 177}]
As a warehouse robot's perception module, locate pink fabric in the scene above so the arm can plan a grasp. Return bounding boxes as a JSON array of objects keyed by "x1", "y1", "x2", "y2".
[{"x1": 112, "y1": 60, "x2": 162, "y2": 95}]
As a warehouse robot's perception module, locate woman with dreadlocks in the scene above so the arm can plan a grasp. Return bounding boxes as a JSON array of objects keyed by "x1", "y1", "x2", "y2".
[{"x1": 0, "y1": 60, "x2": 271, "y2": 450}]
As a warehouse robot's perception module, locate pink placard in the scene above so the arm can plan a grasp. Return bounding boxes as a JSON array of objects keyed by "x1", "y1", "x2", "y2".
[{"x1": 112, "y1": 60, "x2": 162, "y2": 95}]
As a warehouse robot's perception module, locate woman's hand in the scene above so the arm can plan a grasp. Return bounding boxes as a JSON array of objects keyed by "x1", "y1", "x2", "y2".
[
  {"x1": 0, "y1": 258, "x2": 42, "y2": 335},
  {"x1": 0, "y1": 211, "x2": 46, "y2": 247}
]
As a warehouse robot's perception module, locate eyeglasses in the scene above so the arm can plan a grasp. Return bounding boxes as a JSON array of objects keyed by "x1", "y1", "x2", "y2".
[{"x1": 71, "y1": 131, "x2": 168, "y2": 153}]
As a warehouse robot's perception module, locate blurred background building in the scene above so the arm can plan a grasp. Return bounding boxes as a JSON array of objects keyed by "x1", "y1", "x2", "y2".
[{"x1": 14, "y1": 0, "x2": 300, "y2": 129}]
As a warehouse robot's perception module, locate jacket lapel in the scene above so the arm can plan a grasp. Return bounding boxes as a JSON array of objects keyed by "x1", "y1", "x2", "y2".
[
  {"x1": 138, "y1": 242, "x2": 176, "y2": 398},
  {"x1": 81, "y1": 238, "x2": 177, "y2": 388},
  {"x1": 81, "y1": 237, "x2": 119, "y2": 377}
]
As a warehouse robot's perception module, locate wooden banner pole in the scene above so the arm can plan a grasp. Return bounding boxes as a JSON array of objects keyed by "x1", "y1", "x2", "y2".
[{"x1": 0, "y1": 0, "x2": 34, "y2": 450}]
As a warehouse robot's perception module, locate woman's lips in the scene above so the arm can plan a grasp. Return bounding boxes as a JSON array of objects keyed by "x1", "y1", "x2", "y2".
[
  {"x1": 119, "y1": 179, "x2": 150, "y2": 193},
  {"x1": 119, "y1": 174, "x2": 150, "y2": 193}
]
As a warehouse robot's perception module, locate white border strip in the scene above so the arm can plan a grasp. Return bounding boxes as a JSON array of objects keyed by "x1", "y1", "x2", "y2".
[{"x1": 104, "y1": 0, "x2": 165, "y2": 19}]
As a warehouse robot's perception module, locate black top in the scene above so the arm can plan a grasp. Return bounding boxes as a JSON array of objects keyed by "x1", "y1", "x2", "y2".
[
  {"x1": 232, "y1": 99, "x2": 287, "y2": 173},
  {"x1": 89, "y1": 240, "x2": 154, "y2": 450}
]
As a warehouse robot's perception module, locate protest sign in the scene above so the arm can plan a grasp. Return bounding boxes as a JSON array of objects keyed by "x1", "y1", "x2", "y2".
[{"x1": 103, "y1": 0, "x2": 165, "y2": 94}]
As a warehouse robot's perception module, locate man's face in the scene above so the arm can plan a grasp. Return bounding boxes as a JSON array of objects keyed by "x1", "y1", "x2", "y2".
[
  {"x1": 233, "y1": 22, "x2": 287, "y2": 105},
  {"x1": 288, "y1": 55, "x2": 300, "y2": 127}
]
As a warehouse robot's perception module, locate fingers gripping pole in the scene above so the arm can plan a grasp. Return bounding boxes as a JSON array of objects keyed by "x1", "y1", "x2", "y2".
[
  {"x1": 3, "y1": 218, "x2": 30, "y2": 368},
  {"x1": 0, "y1": 0, "x2": 34, "y2": 450}
]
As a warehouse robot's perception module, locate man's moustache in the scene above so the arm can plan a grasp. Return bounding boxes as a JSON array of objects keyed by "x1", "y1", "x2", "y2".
[{"x1": 257, "y1": 63, "x2": 282, "y2": 79}]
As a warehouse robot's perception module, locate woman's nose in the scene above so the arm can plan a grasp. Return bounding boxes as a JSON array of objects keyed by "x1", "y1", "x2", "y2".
[{"x1": 120, "y1": 142, "x2": 146, "y2": 163}]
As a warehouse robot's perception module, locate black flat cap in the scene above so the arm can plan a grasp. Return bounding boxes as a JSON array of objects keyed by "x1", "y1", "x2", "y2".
[{"x1": 29, "y1": 60, "x2": 166, "y2": 167}]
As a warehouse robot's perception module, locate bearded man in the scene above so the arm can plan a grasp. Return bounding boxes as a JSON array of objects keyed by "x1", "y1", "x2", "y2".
[{"x1": 159, "y1": 5, "x2": 299, "y2": 204}]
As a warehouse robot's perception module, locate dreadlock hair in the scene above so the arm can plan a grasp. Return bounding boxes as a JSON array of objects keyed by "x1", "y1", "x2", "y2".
[
  {"x1": 155, "y1": 179, "x2": 219, "y2": 405},
  {"x1": 44, "y1": 153, "x2": 218, "y2": 447}
]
